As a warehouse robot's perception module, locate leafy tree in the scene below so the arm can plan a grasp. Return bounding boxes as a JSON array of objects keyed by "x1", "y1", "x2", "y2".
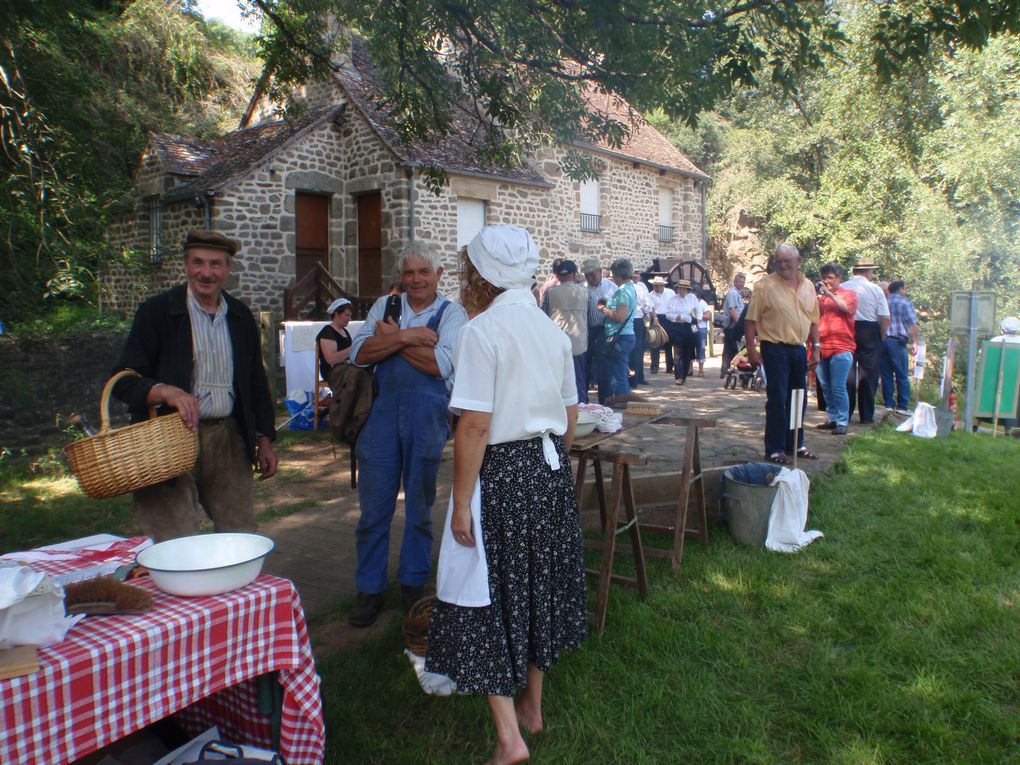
[
  {"x1": 248, "y1": 0, "x2": 1019, "y2": 176},
  {"x1": 0, "y1": 0, "x2": 258, "y2": 323}
]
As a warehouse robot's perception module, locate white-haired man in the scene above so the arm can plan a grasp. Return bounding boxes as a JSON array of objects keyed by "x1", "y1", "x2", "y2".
[{"x1": 347, "y1": 242, "x2": 468, "y2": 627}]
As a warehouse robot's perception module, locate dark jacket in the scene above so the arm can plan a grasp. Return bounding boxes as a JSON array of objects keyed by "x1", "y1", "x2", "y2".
[
  {"x1": 112, "y1": 284, "x2": 276, "y2": 462},
  {"x1": 327, "y1": 362, "x2": 375, "y2": 446}
]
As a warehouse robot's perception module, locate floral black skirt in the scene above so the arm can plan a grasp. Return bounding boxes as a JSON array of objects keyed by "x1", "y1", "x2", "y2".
[{"x1": 425, "y1": 435, "x2": 588, "y2": 696}]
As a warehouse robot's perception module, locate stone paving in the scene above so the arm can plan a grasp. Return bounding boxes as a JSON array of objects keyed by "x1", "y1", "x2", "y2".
[{"x1": 261, "y1": 352, "x2": 873, "y2": 636}]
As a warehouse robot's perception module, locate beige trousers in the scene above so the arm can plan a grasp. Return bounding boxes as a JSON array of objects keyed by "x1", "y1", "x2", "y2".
[{"x1": 133, "y1": 417, "x2": 255, "y2": 542}]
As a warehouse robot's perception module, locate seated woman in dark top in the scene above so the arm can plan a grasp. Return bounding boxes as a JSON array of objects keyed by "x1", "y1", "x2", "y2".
[{"x1": 316, "y1": 297, "x2": 354, "y2": 381}]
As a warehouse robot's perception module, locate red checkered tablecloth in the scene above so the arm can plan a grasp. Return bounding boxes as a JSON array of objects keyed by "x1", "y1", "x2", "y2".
[{"x1": 0, "y1": 537, "x2": 325, "y2": 764}]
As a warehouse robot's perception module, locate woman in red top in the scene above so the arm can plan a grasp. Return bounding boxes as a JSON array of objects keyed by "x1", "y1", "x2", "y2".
[{"x1": 815, "y1": 263, "x2": 858, "y2": 435}]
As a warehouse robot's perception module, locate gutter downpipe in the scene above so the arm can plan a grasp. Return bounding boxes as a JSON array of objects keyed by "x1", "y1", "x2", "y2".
[
  {"x1": 406, "y1": 168, "x2": 416, "y2": 242},
  {"x1": 197, "y1": 191, "x2": 213, "y2": 229},
  {"x1": 700, "y1": 180, "x2": 708, "y2": 264}
]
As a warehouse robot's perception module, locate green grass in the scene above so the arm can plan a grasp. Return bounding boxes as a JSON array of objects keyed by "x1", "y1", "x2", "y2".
[{"x1": 317, "y1": 429, "x2": 1020, "y2": 764}]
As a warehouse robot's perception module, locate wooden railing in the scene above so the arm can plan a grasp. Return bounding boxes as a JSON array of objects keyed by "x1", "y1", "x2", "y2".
[{"x1": 283, "y1": 262, "x2": 375, "y2": 320}]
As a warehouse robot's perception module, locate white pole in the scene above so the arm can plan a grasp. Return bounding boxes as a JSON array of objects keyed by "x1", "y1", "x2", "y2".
[{"x1": 789, "y1": 388, "x2": 805, "y2": 470}]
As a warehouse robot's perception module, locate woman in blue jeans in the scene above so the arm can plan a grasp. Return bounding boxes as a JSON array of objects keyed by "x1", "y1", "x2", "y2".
[
  {"x1": 815, "y1": 263, "x2": 858, "y2": 436},
  {"x1": 598, "y1": 258, "x2": 637, "y2": 405}
]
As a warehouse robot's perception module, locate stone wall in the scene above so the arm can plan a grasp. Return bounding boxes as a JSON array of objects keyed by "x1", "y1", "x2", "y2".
[
  {"x1": 414, "y1": 146, "x2": 706, "y2": 280},
  {"x1": 105, "y1": 78, "x2": 706, "y2": 319},
  {"x1": 0, "y1": 332, "x2": 130, "y2": 454}
]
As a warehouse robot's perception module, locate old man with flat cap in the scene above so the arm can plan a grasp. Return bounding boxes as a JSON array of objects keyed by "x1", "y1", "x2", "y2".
[{"x1": 112, "y1": 229, "x2": 278, "y2": 542}]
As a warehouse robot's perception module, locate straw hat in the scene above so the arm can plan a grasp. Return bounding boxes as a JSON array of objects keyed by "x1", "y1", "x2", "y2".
[
  {"x1": 649, "y1": 276, "x2": 669, "y2": 286},
  {"x1": 674, "y1": 278, "x2": 692, "y2": 289},
  {"x1": 852, "y1": 257, "x2": 879, "y2": 272}
]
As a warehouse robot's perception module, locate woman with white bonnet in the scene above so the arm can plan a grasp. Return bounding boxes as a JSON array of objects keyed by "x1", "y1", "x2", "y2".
[
  {"x1": 425, "y1": 225, "x2": 587, "y2": 765},
  {"x1": 315, "y1": 297, "x2": 353, "y2": 381}
]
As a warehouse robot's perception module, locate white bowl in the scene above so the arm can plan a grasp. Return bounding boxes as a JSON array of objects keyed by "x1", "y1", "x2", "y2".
[
  {"x1": 136, "y1": 533, "x2": 275, "y2": 597},
  {"x1": 575, "y1": 411, "x2": 602, "y2": 438}
]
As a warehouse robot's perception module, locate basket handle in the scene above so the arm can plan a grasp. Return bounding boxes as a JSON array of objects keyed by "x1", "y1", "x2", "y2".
[{"x1": 99, "y1": 370, "x2": 156, "y2": 433}]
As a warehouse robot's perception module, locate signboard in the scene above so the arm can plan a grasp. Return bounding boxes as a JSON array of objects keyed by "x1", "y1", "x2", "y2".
[
  {"x1": 974, "y1": 339, "x2": 1020, "y2": 420},
  {"x1": 949, "y1": 291, "x2": 997, "y2": 334}
]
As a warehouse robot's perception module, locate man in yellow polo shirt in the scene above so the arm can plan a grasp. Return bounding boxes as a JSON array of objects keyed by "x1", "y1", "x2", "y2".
[{"x1": 745, "y1": 244, "x2": 821, "y2": 464}]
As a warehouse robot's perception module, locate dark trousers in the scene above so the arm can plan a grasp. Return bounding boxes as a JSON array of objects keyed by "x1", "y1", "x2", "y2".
[
  {"x1": 847, "y1": 321, "x2": 883, "y2": 423},
  {"x1": 672, "y1": 322, "x2": 696, "y2": 381},
  {"x1": 573, "y1": 353, "x2": 588, "y2": 404},
  {"x1": 652, "y1": 318, "x2": 676, "y2": 373},
  {"x1": 760, "y1": 341, "x2": 807, "y2": 456},
  {"x1": 721, "y1": 326, "x2": 741, "y2": 377},
  {"x1": 629, "y1": 317, "x2": 647, "y2": 384},
  {"x1": 586, "y1": 324, "x2": 604, "y2": 395}
]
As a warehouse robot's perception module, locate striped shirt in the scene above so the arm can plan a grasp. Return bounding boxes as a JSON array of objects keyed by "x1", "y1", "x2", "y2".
[
  {"x1": 886, "y1": 293, "x2": 918, "y2": 340},
  {"x1": 187, "y1": 288, "x2": 234, "y2": 418}
]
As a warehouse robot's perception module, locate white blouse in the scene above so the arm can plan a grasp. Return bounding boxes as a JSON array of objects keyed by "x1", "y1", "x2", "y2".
[{"x1": 450, "y1": 288, "x2": 578, "y2": 446}]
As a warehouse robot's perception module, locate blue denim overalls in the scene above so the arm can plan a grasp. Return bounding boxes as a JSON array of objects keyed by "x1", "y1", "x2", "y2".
[{"x1": 354, "y1": 301, "x2": 451, "y2": 594}]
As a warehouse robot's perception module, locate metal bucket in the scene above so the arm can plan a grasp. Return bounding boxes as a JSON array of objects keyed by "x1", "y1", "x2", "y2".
[{"x1": 721, "y1": 462, "x2": 781, "y2": 547}]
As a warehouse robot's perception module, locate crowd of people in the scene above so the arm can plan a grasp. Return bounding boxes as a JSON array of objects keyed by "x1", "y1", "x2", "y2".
[{"x1": 113, "y1": 226, "x2": 933, "y2": 765}]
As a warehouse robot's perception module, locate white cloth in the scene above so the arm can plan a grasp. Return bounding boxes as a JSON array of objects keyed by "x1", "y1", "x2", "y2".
[
  {"x1": 665, "y1": 292, "x2": 700, "y2": 324},
  {"x1": 0, "y1": 566, "x2": 79, "y2": 649},
  {"x1": 404, "y1": 649, "x2": 457, "y2": 696},
  {"x1": 578, "y1": 403, "x2": 622, "y2": 433},
  {"x1": 840, "y1": 276, "x2": 890, "y2": 321},
  {"x1": 436, "y1": 478, "x2": 490, "y2": 607},
  {"x1": 449, "y1": 288, "x2": 577, "y2": 445},
  {"x1": 466, "y1": 225, "x2": 539, "y2": 290},
  {"x1": 765, "y1": 468, "x2": 824, "y2": 552},
  {"x1": 896, "y1": 401, "x2": 939, "y2": 438}
]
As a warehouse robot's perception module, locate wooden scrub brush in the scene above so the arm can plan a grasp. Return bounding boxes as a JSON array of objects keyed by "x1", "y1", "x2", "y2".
[
  {"x1": 63, "y1": 576, "x2": 153, "y2": 616},
  {"x1": 625, "y1": 402, "x2": 665, "y2": 416}
]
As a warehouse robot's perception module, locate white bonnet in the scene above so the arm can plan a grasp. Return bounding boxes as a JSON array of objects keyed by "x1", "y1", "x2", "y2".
[
  {"x1": 1000, "y1": 316, "x2": 1019, "y2": 334},
  {"x1": 466, "y1": 226, "x2": 539, "y2": 290}
]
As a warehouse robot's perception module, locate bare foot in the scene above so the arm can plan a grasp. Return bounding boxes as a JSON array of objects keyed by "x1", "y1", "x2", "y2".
[
  {"x1": 486, "y1": 738, "x2": 529, "y2": 765},
  {"x1": 515, "y1": 700, "x2": 544, "y2": 734}
]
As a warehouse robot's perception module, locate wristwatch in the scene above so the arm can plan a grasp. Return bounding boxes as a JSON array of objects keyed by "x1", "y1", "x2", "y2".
[{"x1": 811, "y1": 343, "x2": 821, "y2": 349}]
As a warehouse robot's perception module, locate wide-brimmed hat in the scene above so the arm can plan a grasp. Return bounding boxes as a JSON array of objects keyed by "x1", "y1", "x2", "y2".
[
  {"x1": 674, "y1": 278, "x2": 692, "y2": 289},
  {"x1": 466, "y1": 225, "x2": 539, "y2": 290},
  {"x1": 327, "y1": 297, "x2": 352, "y2": 315},
  {"x1": 580, "y1": 258, "x2": 602, "y2": 275},
  {"x1": 649, "y1": 276, "x2": 669, "y2": 286},
  {"x1": 852, "y1": 257, "x2": 880, "y2": 272}
]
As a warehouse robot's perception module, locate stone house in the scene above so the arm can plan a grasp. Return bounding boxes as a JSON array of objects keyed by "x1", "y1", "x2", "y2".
[{"x1": 105, "y1": 38, "x2": 709, "y2": 318}]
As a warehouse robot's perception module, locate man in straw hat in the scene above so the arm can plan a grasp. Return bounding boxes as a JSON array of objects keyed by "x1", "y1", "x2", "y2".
[
  {"x1": 663, "y1": 278, "x2": 700, "y2": 385},
  {"x1": 346, "y1": 240, "x2": 468, "y2": 627},
  {"x1": 646, "y1": 275, "x2": 674, "y2": 374},
  {"x1": 112, "y1": 229, "x2": 278, "y2": 542},
  {"x1": 744, "y1": 244, "x2": 821, "y2": 464},
  {"x1": 840, "y1": 256, "x2": 890, "y2": 424}
]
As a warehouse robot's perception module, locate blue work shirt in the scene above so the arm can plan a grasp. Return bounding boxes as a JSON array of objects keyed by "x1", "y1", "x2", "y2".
[{"x1": 349, "y1": 292, "x2": 467, "y2": 392}]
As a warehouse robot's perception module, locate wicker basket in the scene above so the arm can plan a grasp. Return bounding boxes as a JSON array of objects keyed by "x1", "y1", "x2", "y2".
[
  {"x1": 64, "y1": 370, "x2": 199, "y2": 499},
  {"x1": 403, "y1": 595, "x2": 437, "y2": 657}
]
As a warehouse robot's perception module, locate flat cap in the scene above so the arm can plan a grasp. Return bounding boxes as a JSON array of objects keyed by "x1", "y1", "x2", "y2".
[
  {"x1": 580, "y1": 258, "x2": 603, "y2": 274},
  {"x1": 184, "y1": 229, "x2": 240, "y2": 257}
]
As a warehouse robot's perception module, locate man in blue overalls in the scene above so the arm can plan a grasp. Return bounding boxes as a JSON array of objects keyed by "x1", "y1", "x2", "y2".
[{"x1": 347, "y1": 242, "x2": 468, "y2": 627}]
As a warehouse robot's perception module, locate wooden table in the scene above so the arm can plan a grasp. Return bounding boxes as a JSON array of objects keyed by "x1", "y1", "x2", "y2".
[{"x1": 571, "y1": 411, "x2": 716, "y2": 632}]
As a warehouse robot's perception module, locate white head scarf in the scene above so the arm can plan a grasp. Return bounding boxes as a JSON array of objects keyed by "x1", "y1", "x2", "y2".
[
  {"x1": 466, "y1": 226, "x2": 539, "y2": 290},
  {"x1": 1000, "y1": 316, "x2": 1020, "y2": 334}
]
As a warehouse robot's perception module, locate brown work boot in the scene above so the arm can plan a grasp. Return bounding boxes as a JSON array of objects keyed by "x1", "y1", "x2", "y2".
[{"x1": 348, "y1": 592, "x2": 384, "y2": 628}]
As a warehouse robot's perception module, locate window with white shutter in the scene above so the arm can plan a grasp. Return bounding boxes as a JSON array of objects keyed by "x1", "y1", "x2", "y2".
[
  {"x1": 457, "y1": 198, "x2": 486, "y2": 249},
  {"x1": 658, "y1": 188, "x2": 673, "y2": 242},
  {"x1": 579, "y1": 179, "x2": 601, "y2": 232}
]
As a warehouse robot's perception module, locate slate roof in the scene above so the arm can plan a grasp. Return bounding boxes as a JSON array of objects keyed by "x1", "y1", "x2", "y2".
[
  {"x1": 153, "y1": 105, "x2": 346, "y2": 202},
  {"x1": 336, "y1": 38, "x2": 548, "y2": 185},
  {"x1": 335, "y1": 37, "x2": 706, "y2": 182}
]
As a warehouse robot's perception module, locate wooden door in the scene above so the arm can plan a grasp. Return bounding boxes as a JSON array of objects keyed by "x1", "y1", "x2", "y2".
[
  {"x1": 357, "y1": 192, "x2": 382, "y2": 297},
  {"x1": 295, "y1": 193, "x2": 329, "y2": 282}
]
